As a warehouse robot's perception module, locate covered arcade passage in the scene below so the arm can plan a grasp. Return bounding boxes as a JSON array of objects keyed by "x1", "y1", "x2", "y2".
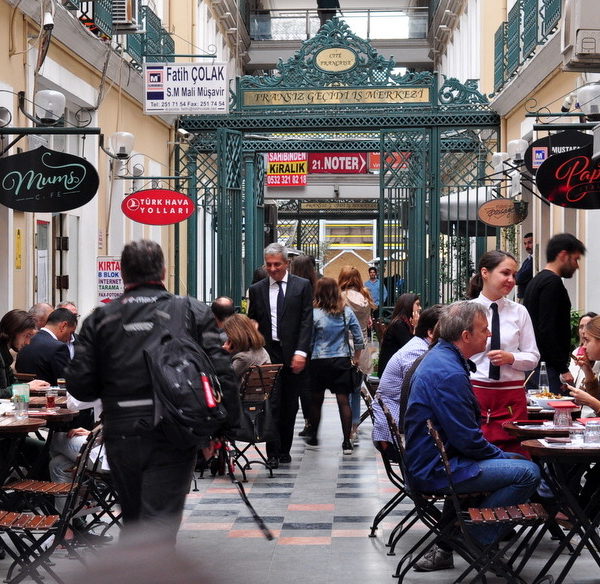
[{"x1": 176, "y1": 18, "x2": 501, "y2": 308}]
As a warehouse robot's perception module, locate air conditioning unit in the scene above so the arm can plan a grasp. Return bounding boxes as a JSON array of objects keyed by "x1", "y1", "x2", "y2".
[
  {"x1": 562, "y1": 0, "x2": 600, "y2": 71},
  {"x1": 113, "y1": 0, "x2": 142, "y2": 33}
]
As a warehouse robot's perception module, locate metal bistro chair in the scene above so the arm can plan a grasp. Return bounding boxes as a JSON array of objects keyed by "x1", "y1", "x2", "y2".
[
  {"x1": 0, "y1": 424, "x2": 104, "y2": 584},
  {"x1": 230, "y1": 364, "x2": 282, "y2": 481},
  {"x1": 424, "y1": 420, "x2": 549, "y2": 584},
  {"x1": 376, "y1": 400, "x2": 444, "y2": 560}
]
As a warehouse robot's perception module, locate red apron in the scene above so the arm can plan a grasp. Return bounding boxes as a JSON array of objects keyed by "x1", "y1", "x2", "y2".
[{"x1": 471, "y1": 379, "x2": 529, "y2": 458}]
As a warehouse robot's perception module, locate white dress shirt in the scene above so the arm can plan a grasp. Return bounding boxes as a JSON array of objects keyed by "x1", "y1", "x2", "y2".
[
  {"x1": 470, "y1": 294, "x2": 540, "y2": 383},
  {"x1": 268, "y1": 273, "x2": 288, "y2": 342}
]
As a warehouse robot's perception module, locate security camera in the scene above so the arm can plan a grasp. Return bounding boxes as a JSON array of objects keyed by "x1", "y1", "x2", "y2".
[
  {"x1": 177, "y1": 128, "x2": 193, "y2": 142},
  {"x1": 43, "y1": 11, "x2": 54, "y2": 30}
]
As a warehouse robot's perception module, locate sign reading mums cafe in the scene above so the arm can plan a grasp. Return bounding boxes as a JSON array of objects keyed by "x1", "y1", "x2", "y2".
[{"x1": 0, "y1": 146, "x2": 99, "y2": 212}]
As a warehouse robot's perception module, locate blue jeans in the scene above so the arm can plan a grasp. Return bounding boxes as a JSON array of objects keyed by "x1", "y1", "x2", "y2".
[
  {"x1": 443, "y1": 458, "x2": 541, "y2": 544},
  {"x1": 349, "y1": 385, "x2": 361, "y2": 426}
]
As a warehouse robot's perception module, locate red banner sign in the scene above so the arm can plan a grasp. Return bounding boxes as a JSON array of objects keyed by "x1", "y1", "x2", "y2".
[
  {"x1": 367, "y1": 152, "x2": 411, "y2": 172},
  {"x1": 308, "y1": 153, "x2": 367, "y2": 174},
  {"x1": 121, "y1": 189, "x2": 195, "y2": 225}
]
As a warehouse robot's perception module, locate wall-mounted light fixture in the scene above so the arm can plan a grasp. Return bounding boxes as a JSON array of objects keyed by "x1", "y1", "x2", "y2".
[
  {"x1": 99, "y1": 132, "x2": 135, "y2": 160},
  {"x1": 507, "y1": 139, "x2": 528, "y2": 164},
  {"x1": 577, "y1": 84, "x2": 600, "y2": 120}
]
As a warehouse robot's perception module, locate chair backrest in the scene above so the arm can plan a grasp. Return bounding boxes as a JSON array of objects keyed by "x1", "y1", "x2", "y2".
[
  {"x1": 15, "y1": 372, "x2": 35, "y2": 382},
  {"x1": 378, "y1": 398, "x2": 410, "y2": 484},
  {"x1": 240, "y1": 364, "x2": 282, "y2": 402},
  {"x1": 360, "y1": 384, "x2": 375, "y2": 423}
]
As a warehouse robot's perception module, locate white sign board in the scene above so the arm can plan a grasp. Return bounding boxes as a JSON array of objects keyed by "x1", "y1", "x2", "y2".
[
  {"x1": 97, "y1": 256, "x2": 123, "y2": 304},
  {"x1": 144, "y1": 62, "x2": 228, "y2": 114}
]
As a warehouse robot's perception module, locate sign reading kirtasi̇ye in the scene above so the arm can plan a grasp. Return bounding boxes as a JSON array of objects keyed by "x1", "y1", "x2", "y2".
[
  {"x1": 144, "y1": 62, "x2": 228, "y2": 114},
  {"x1": 0, "y1": 146, "x2": 99, "y2": 212}
]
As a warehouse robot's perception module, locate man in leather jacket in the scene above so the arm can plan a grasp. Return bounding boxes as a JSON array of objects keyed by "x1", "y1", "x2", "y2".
[{"x1": 65, "y1": 240, "x2": 239, "y2": 544}]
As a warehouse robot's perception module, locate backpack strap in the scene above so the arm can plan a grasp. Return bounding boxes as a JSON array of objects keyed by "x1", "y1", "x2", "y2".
[{"x1": 162, "y1": 295, "x2": 190, "y2": 338}]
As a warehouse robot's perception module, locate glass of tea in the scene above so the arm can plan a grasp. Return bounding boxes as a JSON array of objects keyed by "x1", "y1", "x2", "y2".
[{"x1": 46, "y1": 388, "x2": 58, "y2": 412}]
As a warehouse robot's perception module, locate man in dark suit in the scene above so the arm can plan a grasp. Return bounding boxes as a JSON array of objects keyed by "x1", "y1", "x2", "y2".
[
  {"x1": 248, "y1": 243, "x2": 313, "y2": 467},
  {"x1": 16, "y1": 308, "x2": 77, "y2": 385},
  {"x1": 515, "y1": 232, "x2": 533, "y2": 300}
]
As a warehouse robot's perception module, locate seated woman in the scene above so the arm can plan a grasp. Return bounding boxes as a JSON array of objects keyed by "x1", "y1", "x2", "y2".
[
  {"x1": 222, "y1": 314, "x2": 270, "y2": 380},
  {"x1": 0, "y1": 309, "x2": 50, "y2": 397}
]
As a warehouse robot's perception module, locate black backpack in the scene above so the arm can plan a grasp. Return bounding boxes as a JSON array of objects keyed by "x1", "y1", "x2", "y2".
[{"x1": 143, "y1": 295, "x2": 228, "y2": 446}]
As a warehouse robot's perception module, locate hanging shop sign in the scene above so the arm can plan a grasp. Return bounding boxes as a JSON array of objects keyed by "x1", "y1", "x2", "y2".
[
  {"x1": 477, "y1": 198, "x2": 529, "y2": 227},
  {"x1": 536, "y1": 143, "x2": 600, "y2": 209},
  {"x1": 524, "y1": 130, "x2": 592, "y2": 175},
  {"x1": 121, "y1": 189, "x2": 195, "y2": 225},
  {"x1": 308, "y1": 153, "x2": 367, "y2": 174},
  {"x1": 0, "y1": 146, "x2": 99, "y2": 212},
  {"x1": 144, "y1": 62, "x2": 228, "y2": 115},
  {"x1": 97, "y1": 257, "x2": 123, "y2": 304},
  {"x1": 266, "y1": 153, "x2": 307, "y2": 187}
]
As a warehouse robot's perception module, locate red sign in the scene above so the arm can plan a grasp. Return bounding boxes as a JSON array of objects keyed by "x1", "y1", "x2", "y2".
[
  {"x1": 536, "y1": 144, "x2": 600, "y2": 209},
  {"x1": 368, "y1": 152, "x2": 411, "y2": 172},
  {"x1": 308, "y1": 153, "x2": 367, "y2": 174},
  {"x1": 121, "y1": 189, "x2": 195, "y2": 225}
]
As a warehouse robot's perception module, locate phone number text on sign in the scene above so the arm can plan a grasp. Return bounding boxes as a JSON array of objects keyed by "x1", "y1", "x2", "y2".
[{"x1": 267, "y1": 174, "x2": 306, "y2": 186}]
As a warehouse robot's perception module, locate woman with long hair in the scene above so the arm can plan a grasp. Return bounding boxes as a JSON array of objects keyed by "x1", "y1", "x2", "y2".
[
  {"x1": 467, "y1": 250, "x2": 539, "y2": 455},
  {"x1": 289, "y1": 255, "x2": 318, "y2": 437},
  {"x1": 338, "y1": 265, "x2": 375, "y2": 442},
  {"x1": 0, "y1": 309, "x2": 50, "y2": 397},
  {"x1": 377, "y1": 293, "x2": 421, "y2": 377},
  {"x1": 569, "y1": 315, "x2": 600, "y2": 408},
  {"x1": 306, "y1": 277, "x2": 364, "y2": 455},
  {"x1": 568, "y1": 312, "x2": 599, "y2": 397},
  {"x1": 222, "y1": 314, "x2": 270, "y2": 379}
]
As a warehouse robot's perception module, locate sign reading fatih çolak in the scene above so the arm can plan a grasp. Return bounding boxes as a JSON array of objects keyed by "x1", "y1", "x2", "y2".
[
  {"x1": 144, "y1": 62, "x2": 228, "y2": 114},
  {"x1": 121, "y1": 189, "x2": 195, "y2": 225},
  {"x1": 0, "y1": 146, "x2": 99, "y2": 212}
]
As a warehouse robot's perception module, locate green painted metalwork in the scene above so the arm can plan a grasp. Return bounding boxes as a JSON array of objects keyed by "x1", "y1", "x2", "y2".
[
  {"x1": 126, "y1": 33, "x2": 144, "y2": 69},
  {"x1": 142, "y1": 6, "x2": 163, "y2": 61},
  {"x1": 175, "y1": 18, "x2": 500, "y2": 305},
  {"x1": 506, "y1": 2, "x2": 522, "y2": 76},
  {"x1": 80, "y1": 0, "x2": 112, "y2": 38},
  {"x1": 216, "y1": 129, "x2": 243, "y2": 306},
  {"x1": 522, "y1": 0, "x2": 539, "y2": 58},
  {"x1": 541, "y1": 0, "x2": 561, "y2": 38},
  {"x1": 63, "y1": 0, "x2": 80, "y2": 9},
  {"x1": 161, "y1": 29, "x2": 175, "y2": 62}
]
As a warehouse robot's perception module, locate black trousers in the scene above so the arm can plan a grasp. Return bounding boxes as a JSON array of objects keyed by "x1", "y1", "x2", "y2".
[
  {"x1": 105, "y1": 431, "x2": 197, "y2": 545},
  {"x1": 266, "y1": 341, "x2": 307, "y2": 458}
]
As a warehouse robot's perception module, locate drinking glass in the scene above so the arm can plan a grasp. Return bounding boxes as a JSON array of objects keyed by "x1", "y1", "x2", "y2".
[
  {"x1": 46, "y1": 389, "x2": 58, "y2": 412},
  {"x1": 583, "y1": 420, "x2": 600, "y2": 444}
]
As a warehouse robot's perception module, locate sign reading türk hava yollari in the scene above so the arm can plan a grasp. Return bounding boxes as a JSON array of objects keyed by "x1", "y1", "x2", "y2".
[
  {"x1": 536, "y1": 143, "x2": 600, "y2": 209},
  {"x1": 477, "y1": 198, "x2": 528, "y2": 227},
  {"x1": 121, "y1": 189, "x2": 195, "y2": 225},
  {"x1": 144, "y1": 62, "x2": 228, "y2": 115},
  {"x1": 0, "y1": 146, "x2": 99, "y2": 212},
  {"x1": 524, "y1": 130, "x2": 592, "y2": 175}
]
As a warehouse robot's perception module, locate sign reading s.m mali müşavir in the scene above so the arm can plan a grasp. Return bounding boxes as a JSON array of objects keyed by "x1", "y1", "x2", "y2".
[{"x1": 0, "y1": 146, "x2": 99, "y2": 212}]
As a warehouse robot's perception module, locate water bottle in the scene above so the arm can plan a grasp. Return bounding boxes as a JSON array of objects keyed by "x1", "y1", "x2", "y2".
[
  {"x1": 538, "y1": 361, "x2": 549, "y2": 394},
  {"x1": 584, "y1": 420, "x2": 600, "y2": 444}
]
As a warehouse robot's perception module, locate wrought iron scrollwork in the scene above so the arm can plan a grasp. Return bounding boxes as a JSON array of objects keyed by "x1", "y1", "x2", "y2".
[{"x1": 438, "y1": 77, "x2": 489, "y2": 105}]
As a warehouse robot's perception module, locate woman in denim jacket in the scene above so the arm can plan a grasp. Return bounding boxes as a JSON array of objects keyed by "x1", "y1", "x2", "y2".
[{"x1": 305, "y1": 277, "x2": 364, "y2": 454}]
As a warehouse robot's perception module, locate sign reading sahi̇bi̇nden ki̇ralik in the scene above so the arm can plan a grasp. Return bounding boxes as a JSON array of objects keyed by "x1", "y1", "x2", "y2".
[{"x1": 0, "y1": 146, "x2": 99, "y2": 212}]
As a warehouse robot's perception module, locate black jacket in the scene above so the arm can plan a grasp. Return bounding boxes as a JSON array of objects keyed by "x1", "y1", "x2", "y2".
[
  {"x1": 15, "y1": 329, "x2": 70, "y2": 385},
  {"x1": 64, "y1": 284, "x2": 240, "y2": 440},
  {"x1": 248, "y1": 274, "x2": 313, "y2": 367},
  {"x1": 0, "y1": 344, "x2": 16, "y2": 398}
]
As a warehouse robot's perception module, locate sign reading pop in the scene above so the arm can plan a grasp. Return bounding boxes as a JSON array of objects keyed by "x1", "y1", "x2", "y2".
[
  {"x1": 0, "y1": 146, "x2": 99, "y2": 212},
  {"x1": 122, "y1": 189, "x2": 195, "y2": 225}
]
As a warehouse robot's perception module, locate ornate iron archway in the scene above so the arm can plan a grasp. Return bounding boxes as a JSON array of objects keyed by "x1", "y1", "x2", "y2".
[{"x1": 177, "y1": 19, "x2": 501, "y2": 307}]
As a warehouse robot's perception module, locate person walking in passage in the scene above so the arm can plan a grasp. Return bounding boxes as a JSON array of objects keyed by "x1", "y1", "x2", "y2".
[
  {"x1": 305, "y1": 277, "x2": 364, "y2": 455},
  {"x1": 467, "y1": 251, "x2": 539, "y2": 455},
  {"x1": 523, "y1": 233, "x2": 586, "y2": 394},
  {"x1": 65, "y1": 240, "x2": 239, "y2": 544},
  {"x1": 515, "y1": 232, "x2": 533, "y2": 300},
  {"x1": 248, "y1": 243, "x2": 313, "y2": 468}
]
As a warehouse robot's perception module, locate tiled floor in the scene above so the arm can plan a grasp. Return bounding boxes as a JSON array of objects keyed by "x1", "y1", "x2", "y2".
[{"x1": 2, "y1": 396, "x2": 599, "y2": 583}]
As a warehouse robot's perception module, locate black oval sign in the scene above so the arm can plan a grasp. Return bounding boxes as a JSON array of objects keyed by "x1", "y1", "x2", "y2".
[
  {"x1": 524, "y1": 130, "x2": 592, "y2": 175},
  {"x1": 536, "y1": 143, "x2": 600, "y2": 209},
  {"x1": 0, "y1": 146, "x2": 99, "y2": 212}
]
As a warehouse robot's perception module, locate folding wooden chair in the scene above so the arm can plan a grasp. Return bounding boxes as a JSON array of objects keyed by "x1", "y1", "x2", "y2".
[
  {"x1": 423, "y1": 420, "x2": 549, "y2": 584},
  {"x1": 230, "y1": 364, "x2": 282, "y2": 480},
  {"x1": 0, "y1": 424, "x2": 104, "y2": 584}
]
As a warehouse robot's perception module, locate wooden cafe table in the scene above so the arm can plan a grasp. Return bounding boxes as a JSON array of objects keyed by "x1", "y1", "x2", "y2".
[
  {"x1": 0, "y1": 417, "x2": 45, "y2": 486},
  {"x1": 522, "y1": 439, "x2": 600, "y2": 584},
  {"x1": 503, "y1": 420, "x2": 577, "y2": 439}
]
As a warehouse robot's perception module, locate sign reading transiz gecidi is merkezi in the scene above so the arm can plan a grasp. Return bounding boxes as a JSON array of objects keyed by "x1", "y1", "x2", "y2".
[{"x1": 144, "y1": 62, "x2": 228, "y2": 114}]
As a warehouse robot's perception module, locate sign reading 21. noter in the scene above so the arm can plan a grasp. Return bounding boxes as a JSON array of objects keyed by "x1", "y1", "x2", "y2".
[{"x1": 0, "y1": 146, "x2": 99, "y2": 212}]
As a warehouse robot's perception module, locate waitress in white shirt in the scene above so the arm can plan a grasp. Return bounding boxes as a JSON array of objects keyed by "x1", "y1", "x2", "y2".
[{"x1": 467, "y1": 250, "x2": 540, "y2": 456}]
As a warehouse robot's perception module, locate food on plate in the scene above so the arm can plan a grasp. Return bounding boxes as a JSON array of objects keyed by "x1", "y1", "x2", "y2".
[{"x1": 534, "y1": 391, "x2": 564, "y2": 399}]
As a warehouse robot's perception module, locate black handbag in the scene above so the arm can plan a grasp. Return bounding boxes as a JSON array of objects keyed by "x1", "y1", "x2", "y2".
[{"x1": 343, "y1": 310, "x2": 365, "y2": 392}]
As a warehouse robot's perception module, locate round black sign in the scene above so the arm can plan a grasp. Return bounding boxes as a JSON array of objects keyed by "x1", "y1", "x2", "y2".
[
  {"x1": 0, "y1": 146, "x2": 99, "y2": 212},
  {"x1": 524, "y1": 130, "x2": 592, "y2": 175}
]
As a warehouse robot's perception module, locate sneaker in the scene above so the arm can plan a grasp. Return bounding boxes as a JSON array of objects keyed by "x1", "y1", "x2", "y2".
[
  {"x1": 414, "y1": 545, "x2": 454, "y2": 572},
  {"x1": 342, "y1": 440, "x2": 353, "y2": 455}
]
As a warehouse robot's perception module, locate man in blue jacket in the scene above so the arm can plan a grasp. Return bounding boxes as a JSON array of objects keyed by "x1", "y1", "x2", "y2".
[{"x1": 404, "y1": 301, "x2": 540, "y2": 571}]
